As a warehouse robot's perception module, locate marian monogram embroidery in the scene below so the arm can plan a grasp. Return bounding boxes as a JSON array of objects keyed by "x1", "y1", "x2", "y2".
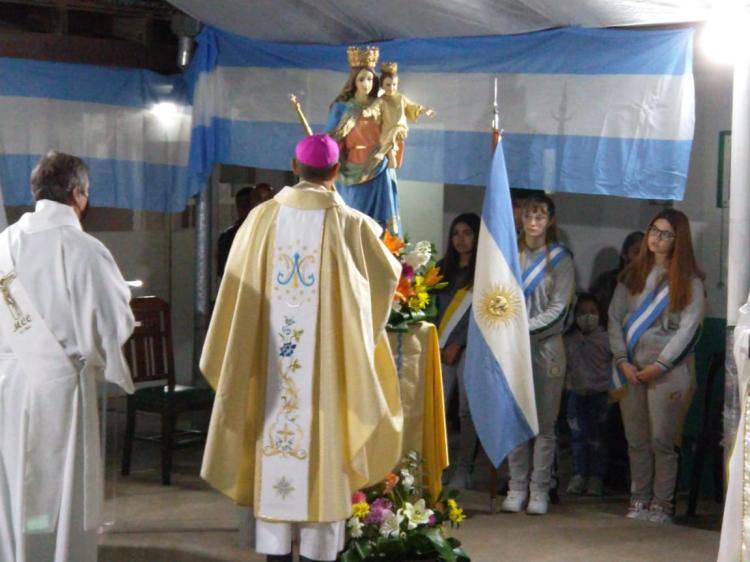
[
  {"x1": 263, "y1": 316, "x2": 308, "y2": 460},
  {"x1": 277, "y1": 251, "x2": 316, "y2": 288},
  {"x1": 274, "y1": 242, "x2": 318, "y2": 307},
  {"x1": 0, "y1": 271, "x2": 32, "y2": 333}
]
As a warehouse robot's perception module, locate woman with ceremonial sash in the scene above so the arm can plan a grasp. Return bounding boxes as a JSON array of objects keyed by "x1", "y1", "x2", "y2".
[
  {"x1": 501, "y1": 194, "x2": 575, "y2": 516},
  {"x1": 608, "y1": 209, "x2": 705, "y2": 524},
  {"x1": 436, "y1": 213, "x2": 480, "y2": 490}
]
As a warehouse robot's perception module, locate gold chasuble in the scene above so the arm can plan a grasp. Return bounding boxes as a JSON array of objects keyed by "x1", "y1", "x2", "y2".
[{"x1": 200, "y1": 181, "x2": 403, "y2": 523}]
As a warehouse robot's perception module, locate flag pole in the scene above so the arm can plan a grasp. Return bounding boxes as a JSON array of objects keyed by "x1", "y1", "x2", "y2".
[
  {"x1": 488, "y1": 75, "x2": 500, "y2": 512},
  {"x1": 491, "y1": 77, "x2": 501, "y2": 150}
]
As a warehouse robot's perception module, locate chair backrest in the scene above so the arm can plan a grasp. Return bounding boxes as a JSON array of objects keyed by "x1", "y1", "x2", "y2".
[{"x1": 124, "y1": 296, "x2": 176, "y2": 389}]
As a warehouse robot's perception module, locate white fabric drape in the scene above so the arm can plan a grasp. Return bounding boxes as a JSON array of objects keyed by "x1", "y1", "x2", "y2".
[{"x1": 168, "y1": 0, "x2": 710, "y2": 43}]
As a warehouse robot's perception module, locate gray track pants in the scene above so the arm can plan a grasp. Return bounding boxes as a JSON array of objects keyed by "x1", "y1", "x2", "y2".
[{"x1": 507, "y1": 335, "x2": 566, "y2": 495}]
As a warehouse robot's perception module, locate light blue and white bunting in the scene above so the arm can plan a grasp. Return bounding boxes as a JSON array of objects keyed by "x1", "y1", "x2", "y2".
[
  {"x1": 188, "y1": 25, "x2": 694, "y2": 200},
  {"x1": 0, "y1": 57, "x2": 202, "y2": 212},
  {"x1": 464, "y1": 143, "x2": 537, "y2": 468}
]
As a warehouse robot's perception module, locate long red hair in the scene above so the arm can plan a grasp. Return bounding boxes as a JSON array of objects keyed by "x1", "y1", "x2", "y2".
[{"x1": 619, "y1": 209, "x2": 704, "y2": 313}]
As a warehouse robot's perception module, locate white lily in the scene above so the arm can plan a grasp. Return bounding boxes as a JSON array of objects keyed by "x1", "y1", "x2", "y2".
[
  {"x1": 402, "y1": 499, "x2": 434, "y2": 530},
  {"x1": 379, "y1": 509, "x2": 404, "y2": 537},
  {"x1": 403, "y1": 242, "x2": 431, "y2": 270}
]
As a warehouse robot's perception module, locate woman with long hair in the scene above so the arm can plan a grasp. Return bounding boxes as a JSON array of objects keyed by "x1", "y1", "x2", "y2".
[
  {"x1": 436, "y1": 213, "x2": 480, "y2": 489},
  {"x1": 609, "y1": 209, "x2": 705, "y2": 524},
  {"x1": 325, "y1": 47, "x2": 401, "y2": 234},
  {"x1": 501, "y1": 194, "x2": 576, "y2": 515}
]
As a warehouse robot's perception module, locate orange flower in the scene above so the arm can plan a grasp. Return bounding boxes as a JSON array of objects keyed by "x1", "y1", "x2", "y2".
[
  {"x1": 394, "y1": 275, "x2": 415, "y2": 303},
  {"x1": 384, "y1": 472, "x2": 400, "y2": 493},
  {"x1": 422, "y1": 265, "x2": 444, "y2": 287},
  {"x1": 383, "y1": 230, "x2": 406, "y2": 255}
]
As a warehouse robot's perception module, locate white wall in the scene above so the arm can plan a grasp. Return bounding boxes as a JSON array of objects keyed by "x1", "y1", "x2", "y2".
[
  {"x1": 399, "y1": 180, "x2": 445, "y2": 251},
  {"x1": 674, "y1": 46, "x2": 734, "y2": 319}
]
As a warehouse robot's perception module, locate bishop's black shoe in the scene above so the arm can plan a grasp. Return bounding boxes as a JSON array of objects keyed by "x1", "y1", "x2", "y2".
[{"x1": 266, "y1": 555, "x2": 293, "y2": 562}]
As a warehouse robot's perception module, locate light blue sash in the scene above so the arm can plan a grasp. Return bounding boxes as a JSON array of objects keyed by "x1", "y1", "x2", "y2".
[
  {"x1": 610, "y1": 281, "x2": 670, "y2": 391},
  {"x1": 522, "y1": 243, "x2": 569, "y2": 300}
]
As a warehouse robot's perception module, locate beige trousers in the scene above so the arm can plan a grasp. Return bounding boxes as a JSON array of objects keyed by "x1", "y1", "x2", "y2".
[{"x1": 619, "y1": 360, "x2": 695, "y2": 511}]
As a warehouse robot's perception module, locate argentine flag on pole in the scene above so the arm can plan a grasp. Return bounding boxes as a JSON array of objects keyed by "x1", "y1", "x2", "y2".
[{"x1": 464, "y1": 142, "x2": 538, "y2": 468}]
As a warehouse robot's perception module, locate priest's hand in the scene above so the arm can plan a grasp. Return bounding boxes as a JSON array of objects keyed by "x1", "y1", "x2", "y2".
[
  {"x1": 618, "y1": 360, "x2": 640, "y2": 385},
  {"x1": 636, "y1": 364, "x2": 664, "y2": 383},
  {"x1": 442, "y1": 342, "x2": 462, "y2": 366}
]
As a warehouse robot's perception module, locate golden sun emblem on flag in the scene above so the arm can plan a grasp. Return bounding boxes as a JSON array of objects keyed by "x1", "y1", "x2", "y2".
[{"x1": 476, "y1": 284, "x2": 520, "y2": 329}]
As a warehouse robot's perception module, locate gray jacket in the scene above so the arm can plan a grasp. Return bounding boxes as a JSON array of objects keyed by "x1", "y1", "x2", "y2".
[
  {"x1": 521, "y1": 246, "x2": 576, "y2": 341},
  {"x1": 564, "y1": 327, "x2": 611, "y2": 394},
  {"x1": 608, "y1": 264, "x2": 705, "y2": 372}
]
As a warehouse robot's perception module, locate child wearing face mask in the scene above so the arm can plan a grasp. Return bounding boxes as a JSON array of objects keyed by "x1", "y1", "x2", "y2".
[{"x1": 564, "y1": 293, "x2": 611, "y2": 497}]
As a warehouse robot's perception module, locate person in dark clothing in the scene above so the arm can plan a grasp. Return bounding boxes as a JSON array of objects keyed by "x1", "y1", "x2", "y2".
[
  {"x1": 217, "y1": 184, "x2": 274, "y2": 277},
  {"x1": 436, "y1": 212, "x2": 480, "y2": 489},
  {"x1": 590, "y1": 231, "x2": 644, "y2": 326},
  {"x1": 589, "y1": 231, "x2": 643, "y2": 492}
]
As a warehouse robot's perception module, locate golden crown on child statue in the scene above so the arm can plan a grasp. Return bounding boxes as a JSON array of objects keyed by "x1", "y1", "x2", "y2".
[
  {"x1": 380, "y1": 62, "x2": 398, "y2": 74},
  {"x1": 347, "y1": 46, "x2": 379, "y2": 69}
]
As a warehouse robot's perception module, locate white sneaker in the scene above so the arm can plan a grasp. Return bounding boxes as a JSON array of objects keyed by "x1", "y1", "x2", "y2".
[
  {"x1": 566, "y1": 474, "x2": 586, "y2": 495},
  {"x1": 447, "y1": 468, "x2": 473, "y2": 490},
  {"x1": 625, "y1": 499, "x2": 650, "y2": 520},
  {"x1": 526, "y1": 492, "x2": 549, "y2": 515},
  {"x1": 500, "y1": 490, "x2": 528, "y2": 513},
  {"x1": 646, "y1": 504, "x2": 674, "y2": 524}
]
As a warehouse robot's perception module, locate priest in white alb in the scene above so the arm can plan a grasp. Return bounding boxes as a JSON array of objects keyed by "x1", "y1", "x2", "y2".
[
  {"x1": 719, "y1": 292, "x2": 750, "y2": 562},
  {"x1": 200, "y1": 134, "x2": 403, "y2": 562},
  {"x1": 0, "y1": 151, "x2": 135, "y2": 562}
]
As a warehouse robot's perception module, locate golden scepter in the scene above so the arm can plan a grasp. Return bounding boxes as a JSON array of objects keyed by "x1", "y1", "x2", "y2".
[{"x1": 289, "y1": 94, "x2": 313, "y2": 136}]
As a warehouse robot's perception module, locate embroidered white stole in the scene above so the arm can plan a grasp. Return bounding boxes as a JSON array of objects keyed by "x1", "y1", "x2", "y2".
[
  {"x1": 0, "y1": 230, "x2": 80, "y2": 533},
  {"x1": 257, "y1": 205, "x2": 325, "y2": 521}
]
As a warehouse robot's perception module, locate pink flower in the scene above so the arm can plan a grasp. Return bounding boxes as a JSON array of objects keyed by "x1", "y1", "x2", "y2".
[
  {"x1": 401, "y1": 264, "x2": 416, "y2": 281},
  {"x1": 351, "y1": 491, "x2": 366, "y2": 504},
  {"x1": 428, "y1": 514, "x2": 437, "y2": 526},
  {"x1": 365, "y1": 498, "x2": 394, "y2": 525}
]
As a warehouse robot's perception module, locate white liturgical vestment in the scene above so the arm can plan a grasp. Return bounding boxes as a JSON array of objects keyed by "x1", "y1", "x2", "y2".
[
  {"x1": 719, "y1": 294, "x2": 750, "y2": 562},
  {"x1": 0, "y1": 200, "x2": 135, "y2": 562}
]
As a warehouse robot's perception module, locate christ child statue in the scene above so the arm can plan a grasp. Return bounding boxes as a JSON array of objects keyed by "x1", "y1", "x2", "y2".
[{"x1": 368, "y1": 62, "x2": 434, "y2": 169}]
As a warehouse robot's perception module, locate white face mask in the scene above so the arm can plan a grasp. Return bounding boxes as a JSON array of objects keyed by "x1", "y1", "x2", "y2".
[{"x1": 576, "y1": 313, "x2": 599, "y2": 333}]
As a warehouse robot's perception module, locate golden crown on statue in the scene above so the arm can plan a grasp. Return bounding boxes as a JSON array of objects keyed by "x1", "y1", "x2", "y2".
[
  {"x1": 380, "y1": 62, "x2": 398, "y2": 74},
  {"x1": 347, "y1": 46, "x2": 379, "y2": 69}
]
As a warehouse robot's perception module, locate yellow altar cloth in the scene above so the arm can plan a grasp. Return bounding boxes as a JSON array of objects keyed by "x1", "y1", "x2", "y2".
[{"x1": 388, "y1": 322, "x2": 449, "y2": 502}]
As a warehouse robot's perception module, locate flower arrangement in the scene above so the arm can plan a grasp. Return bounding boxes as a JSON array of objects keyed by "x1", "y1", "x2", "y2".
[
  {"x1": 342, "y1": 451, "x2": 470, "y2": 562},
  {"x1": 384, "y1": 232, "x2": 448, "y2": 332}
]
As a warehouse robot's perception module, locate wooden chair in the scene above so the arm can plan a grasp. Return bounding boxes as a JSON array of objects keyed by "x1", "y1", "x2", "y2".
[{"x1": 120, "y1": 296, "x2": 214, "y2": 485}]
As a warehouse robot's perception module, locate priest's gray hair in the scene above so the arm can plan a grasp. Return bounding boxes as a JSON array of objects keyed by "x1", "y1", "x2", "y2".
[{"x1": 30, "y1": 151, "x2": 90, "y2": 203}]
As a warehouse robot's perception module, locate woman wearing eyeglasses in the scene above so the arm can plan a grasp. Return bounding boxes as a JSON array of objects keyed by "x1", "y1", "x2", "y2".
[
  {"x1": 501, "y1": 194, "x2": 575, "y2": 516},
  {"x1": 608, "y1": 209, "x2": 705, "y2": 524}
]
